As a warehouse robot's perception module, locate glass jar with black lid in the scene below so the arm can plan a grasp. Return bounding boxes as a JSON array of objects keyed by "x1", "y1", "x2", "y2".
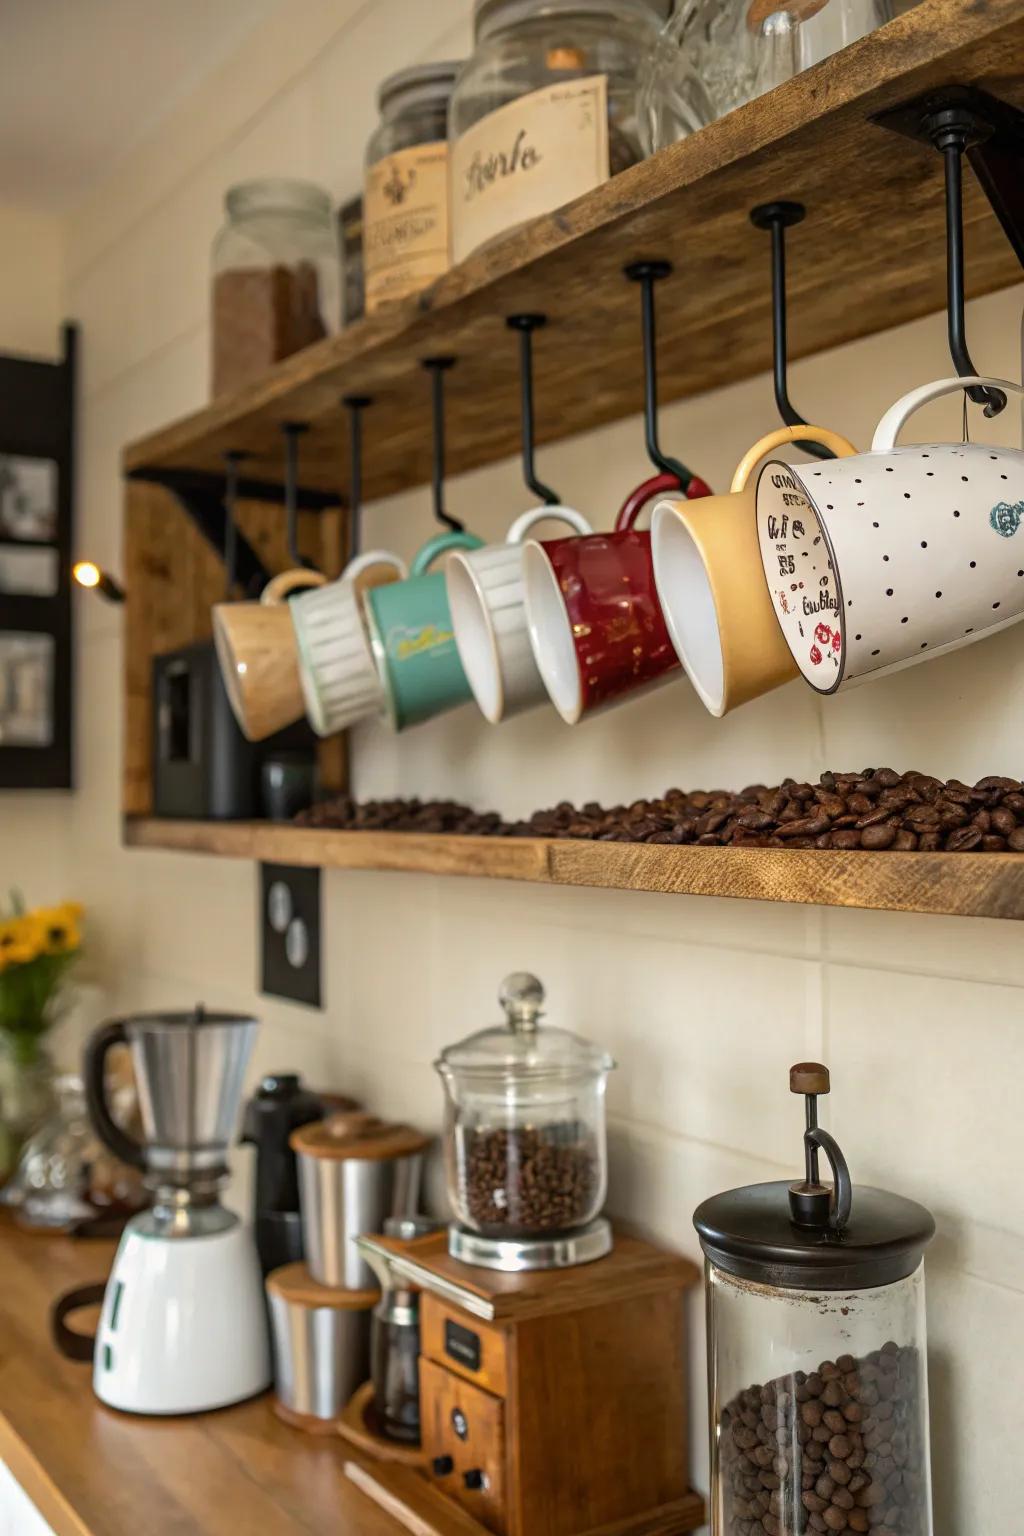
[{"x1": 694, "y1": 1063, "x2": 935, "y2": 1536}]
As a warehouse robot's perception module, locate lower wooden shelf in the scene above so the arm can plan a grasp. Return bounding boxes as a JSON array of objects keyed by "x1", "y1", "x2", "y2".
[{"x1": 123, "y1": 818, "x2": 1024, "y2": 921}]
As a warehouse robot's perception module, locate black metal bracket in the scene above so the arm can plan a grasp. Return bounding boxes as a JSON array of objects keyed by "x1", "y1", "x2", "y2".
[
  {"x1": 507, "y1": 315, "x2": 559, "y2": 506},
  {"x1": 222, "y1": 451, "x2": 245, "y2": 598},
  {"x1": 343, "y1": 395, "x2": 371, "y2": 557},
  {"x1": 874, "y1": 84, "x2": 1024, "y2": 418},
  {"x1": 624, "y1": 261, "x2": 697, "y2": 491},
  {"x1": 127, "y1": 466, "x2": 273, "y2": 592},
  {"x1": 282, "y1": 422, "x2": 316, "y2": 568},
  {"x1": 749, "y1": 201, "x2": 834, "y2": 460},
  {"x1": 422, "y1": 357, "x2": 464, "y2": 533}
]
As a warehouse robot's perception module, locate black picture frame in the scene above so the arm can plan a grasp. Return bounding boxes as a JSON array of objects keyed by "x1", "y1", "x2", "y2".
[{"x1": 0, "y1": 323, "x2": 76, "y2": 789}]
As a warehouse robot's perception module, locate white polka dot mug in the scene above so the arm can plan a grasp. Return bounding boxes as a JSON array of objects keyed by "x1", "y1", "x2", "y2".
[{"x1": 755, "y1": 375, "x2": 1024, "y2": 693}]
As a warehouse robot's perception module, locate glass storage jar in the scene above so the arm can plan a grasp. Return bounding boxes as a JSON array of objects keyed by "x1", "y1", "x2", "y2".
[
  {"x1": 210, "y1": 177, "x2": 340, "y2": 397},
  {"x1": 695, "y1": 1063, "x2": 935, "y2": 1536},
  {"x1": 639, "y1": 0, "x2": 894, "y2": 154},
  {"x1": 363, "y1": 62, "x2": 461, "y2": 314},
  {"x1": 435, "y1": 972, "x2": 615, "y2": 1244},
  {"x1": 448, "y1": 0, "x2": 665, "y2": 264}
]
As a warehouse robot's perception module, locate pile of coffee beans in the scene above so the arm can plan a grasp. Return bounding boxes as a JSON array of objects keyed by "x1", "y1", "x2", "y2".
[
  {"x1": 296, "y1": 795, "x2": 507, "y2": 836},
  {"x1": 460, "y1": 1125, "x2": 597, "y2": 1234},
  {"x1": 296, "y1": 771, "x2": 1024, "y2": 853},
  {"x1": 719, "y1": 1342, "x2": 927, "y2": 1536}
]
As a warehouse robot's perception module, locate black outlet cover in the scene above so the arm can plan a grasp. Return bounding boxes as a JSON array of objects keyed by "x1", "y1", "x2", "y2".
[{"x1": 259, "y1": 863, "x2": 322, "y2": 1008}]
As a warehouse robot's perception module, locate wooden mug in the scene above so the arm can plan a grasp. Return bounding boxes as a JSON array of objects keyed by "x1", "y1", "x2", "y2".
[{"x1": 213, "y1": 567, "x2": 326, "y2": 742}]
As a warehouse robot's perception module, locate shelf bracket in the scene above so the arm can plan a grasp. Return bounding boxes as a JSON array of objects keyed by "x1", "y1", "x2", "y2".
[{"x1": 127, "y1": 466, "x2": 340, "y2": 593}]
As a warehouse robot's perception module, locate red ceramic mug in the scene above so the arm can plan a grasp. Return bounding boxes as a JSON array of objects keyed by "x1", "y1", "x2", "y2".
[{"x1": 522, "y1": 470, "x2": 711, "y2": 724}]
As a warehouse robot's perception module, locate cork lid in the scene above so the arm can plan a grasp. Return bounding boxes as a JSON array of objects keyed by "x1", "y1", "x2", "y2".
[
  {"x1": 266, "y1": 1262, "x2": 378, "y2": 1310},
  {"x1": 290, "y1": 1111, "x2": 431, "y2": 1162}
]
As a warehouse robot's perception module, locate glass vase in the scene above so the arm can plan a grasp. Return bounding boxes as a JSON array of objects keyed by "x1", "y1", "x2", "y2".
[{"x1": 0, "y1": 1032, "x2": 56, "y2": 1186}]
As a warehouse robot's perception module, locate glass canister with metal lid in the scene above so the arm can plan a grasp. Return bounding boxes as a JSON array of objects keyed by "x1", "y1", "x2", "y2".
[
  {"x1": 695, "y1": 1063, "x2": 935, "y2": 1536},
  {"x1": 363, "y1": 61, "x2": 461, "y2": 314},
  {"x1": 448, "y1": 0, "x2": 666, "y2": 264},
  {"x1": 435, "y1": 972, "x2": 615, "y2": 1270}
]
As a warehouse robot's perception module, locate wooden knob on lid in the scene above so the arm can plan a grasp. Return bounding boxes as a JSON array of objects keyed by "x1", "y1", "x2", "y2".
[{"x1": 790, "y1": 1062, "x2": 830, "y2": 1096}]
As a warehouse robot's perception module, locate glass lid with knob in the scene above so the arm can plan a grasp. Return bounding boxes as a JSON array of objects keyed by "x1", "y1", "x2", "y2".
[
  {"x1": 695, "y1": 1063, "x2": 936, "y2": 1536},
  {"x1": 435, "y1": 973, "x2": 616, "y2": 1271}
]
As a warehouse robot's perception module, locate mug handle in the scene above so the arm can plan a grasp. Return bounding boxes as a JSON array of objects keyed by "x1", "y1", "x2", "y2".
[
  {"x1": 615, "y1": 471, "x2": 683, "y2": 531},
  {"x1": 410, "y1": 529, "x2": 484, "y2": 576},
  {"x1": 341, "y1": 550, "x2": 408, "y2": 582},
  {"x1": 731, "y1": 425, "x2": 858, "y2": 492},
  {"x1": 872, "y1": 375, "x2": 1023, "y2": 452},
  {"x1": 52, "y1": 1283, "x2": 107, "y2": 1363},
  {"x1": 505, "y1": 505, "x2": 593, "y2": 543},
  {"x1": 261, "y1": 568, "x2": 327, "y2": 605}
]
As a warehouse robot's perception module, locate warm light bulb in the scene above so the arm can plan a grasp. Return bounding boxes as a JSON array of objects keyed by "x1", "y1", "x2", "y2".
[{"x1": 73, "y1": 560, "x2": 101, "y2": 589}]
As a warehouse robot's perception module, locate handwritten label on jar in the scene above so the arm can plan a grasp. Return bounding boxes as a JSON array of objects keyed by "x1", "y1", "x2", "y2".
[
  {"x1": 450, "y1": 75, "x2": 609, "y2": 265},
  {"x1": 364, "y1": 142, "x2": 450, "y2": 313}
]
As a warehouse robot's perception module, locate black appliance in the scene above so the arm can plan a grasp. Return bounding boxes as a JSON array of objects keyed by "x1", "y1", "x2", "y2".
[{"x1": 241, "y1": 1072, "x2": 324, "y2": 1275}]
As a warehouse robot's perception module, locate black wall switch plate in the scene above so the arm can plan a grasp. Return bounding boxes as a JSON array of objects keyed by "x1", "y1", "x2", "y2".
[{"x1": 259, "y1": 863, "x2": 322, "y2": 1008}]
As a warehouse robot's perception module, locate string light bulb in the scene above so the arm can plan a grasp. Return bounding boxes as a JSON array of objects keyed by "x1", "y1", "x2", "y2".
[{"x1": 73, "y1": 560, "x2": 125, "y2": 603}]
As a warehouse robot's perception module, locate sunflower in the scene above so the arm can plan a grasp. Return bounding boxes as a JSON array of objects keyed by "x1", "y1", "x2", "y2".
[
  {"x1": 33, "y1": 905, "x2": 82, "y2": 955},
  {"x1": 0, "y1": 918, "x2": 42, "y2": 971}
]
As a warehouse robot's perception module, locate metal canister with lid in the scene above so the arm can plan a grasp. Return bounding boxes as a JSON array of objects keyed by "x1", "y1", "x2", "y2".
[
  {"x1": 363, "y1": 61, "x2": 461, "y2": 313},
  {"x1": 435, "y1": 972, "x2": 616, "y2": 1271},
  {"x1": 694, "y1": 1063, "x2": 935, "y2": 1536}
]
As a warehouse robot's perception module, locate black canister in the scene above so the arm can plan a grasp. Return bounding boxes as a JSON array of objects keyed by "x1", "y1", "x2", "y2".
[{"x1": 241, "y1": 1073, "x2": 324, "y2": 1275}]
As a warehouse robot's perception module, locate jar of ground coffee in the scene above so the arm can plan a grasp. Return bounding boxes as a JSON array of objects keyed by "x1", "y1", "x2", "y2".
[
  {"x1": 694, "y1": 1064, "x2": 936, "y2": 1536},
  {"x1": 448, "y1": 0, "x2": 666, "y2": 264},
  {"x1": 363, "y1": 62, "x2": 461, "y2": 314},
  {"x1": 210, "y1": 178, "x2": 340, "y2": 397},
  {"x1": 434, "y1": 972, "x2": 615, "y2": 1246}
]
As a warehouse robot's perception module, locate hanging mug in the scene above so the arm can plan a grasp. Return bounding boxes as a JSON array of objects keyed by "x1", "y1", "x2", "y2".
[
  {"x1": 652, "y1": 425, "x2": 857, "y2": 717},
  {"x1": 288, "y1": 550, "x2": 408, "y2": 736},
  {"x1": 756, "y1": 375, "x2": 1024, "y2": 692},
  {"x1": 364, "y1": 529, "x2": 485, "y2": 731},
  {"x1": 213, "y1": 567, "x2": 326, "y2": 742},
  {"x1": 446, "y1": 505, "x2": 594, "y2": 724},
  {"x1": 522, "y1": 472, "x2": 698, "y2": 724}
]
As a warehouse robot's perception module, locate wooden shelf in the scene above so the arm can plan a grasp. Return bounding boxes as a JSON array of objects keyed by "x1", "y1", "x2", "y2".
[
  {"x1": 121, "y1": 0, "x2": 1024, "y2": 505},
  {"x1": 124, "y1": 819, "x2": 1024, "y2": 920}
]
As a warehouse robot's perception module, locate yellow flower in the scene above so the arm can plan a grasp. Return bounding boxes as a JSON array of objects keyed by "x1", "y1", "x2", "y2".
[
  {"x1": 33, "y1": 906, "x2": 81, "y2": 955},
  {"x1": 0, "y1": 918, "x2": 41, "y2": 970}
]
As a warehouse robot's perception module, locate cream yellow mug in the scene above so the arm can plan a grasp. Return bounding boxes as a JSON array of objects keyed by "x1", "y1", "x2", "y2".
[{"x1": 651, "y1": 425, "x2": 857, "y2": 717}]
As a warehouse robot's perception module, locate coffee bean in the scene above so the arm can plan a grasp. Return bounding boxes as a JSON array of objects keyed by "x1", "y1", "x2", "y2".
[
  {"x1": 462, "y1": 1125, "x2": 597, "y2": 1234},
  {"x1": 861, "y1": 822, "x2": 898, "y2": 850}
]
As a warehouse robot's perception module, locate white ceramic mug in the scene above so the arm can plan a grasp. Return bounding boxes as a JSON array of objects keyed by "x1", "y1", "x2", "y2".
[
  {"x1": 289, "y1": 550, "x2": 407, "y2": 736},
  {"x1": 755, "y1": 375, "x2": 1024, "y2": 692},
  {"x1": 445, "y1": 505, "x2": 592, "y2": 722}
]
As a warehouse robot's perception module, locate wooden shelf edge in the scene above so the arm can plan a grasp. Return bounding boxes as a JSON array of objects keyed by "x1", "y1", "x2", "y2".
[{"x1": 122, "y1": 819, "x2": 1024, "y2": 920}]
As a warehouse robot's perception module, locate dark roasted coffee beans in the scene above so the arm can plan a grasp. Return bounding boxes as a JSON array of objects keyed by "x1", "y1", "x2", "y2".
[
  {"x1": 459, "y1": 1124, "x2": 597, "y2": 1235},
  {"x1": 297, "y1": 771, "x2": 1024, "y2": 854},
  {"x1": 719, "y1": 1343, "x2": 928, "y2": 1536}
]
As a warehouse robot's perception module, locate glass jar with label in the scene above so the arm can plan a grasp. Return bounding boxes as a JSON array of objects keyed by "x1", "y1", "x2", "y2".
[
  {"x1": 449, "y1": 0, "x2": 666, "y2": 265},
  {"x1": 210, "y1": 178, "x2": 339, "y2": 398},
  {"x1": 364, "y1": 62, "x2": 461, "y2": 314}
]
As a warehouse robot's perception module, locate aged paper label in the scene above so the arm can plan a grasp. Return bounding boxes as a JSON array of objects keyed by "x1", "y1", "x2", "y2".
[
  {"x1": 364, "y1": 141, "x2": 450, "y2": 312},
  {"x1": 450, "y1": 75, "x2": 609, "y2": 264}
]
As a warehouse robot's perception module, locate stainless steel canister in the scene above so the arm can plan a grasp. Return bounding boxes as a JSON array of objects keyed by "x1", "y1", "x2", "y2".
[
  {"x1": 266, "y1": 1262, "x2": 375, "y2": 1426},
  {"x1": 290, "y1": 1116, "x2": 430, "y2": 1289}
]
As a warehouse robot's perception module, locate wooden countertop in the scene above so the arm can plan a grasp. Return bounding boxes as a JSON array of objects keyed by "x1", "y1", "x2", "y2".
[{"x1": 0, "y1": 1221, "x2": 407, "y2": 1536}]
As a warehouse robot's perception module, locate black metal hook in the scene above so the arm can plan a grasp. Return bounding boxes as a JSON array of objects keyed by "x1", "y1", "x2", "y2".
[
  {"x1": 507, "y1": 315, "x2": 559, "y2": 506},
  {"x1": 281, "y1": 422, "x2": 315, "y2": 568},
  {"x1": 343, "y1": 395, "x2": 371, "y2": 558},
  {"x1": 422, "y1": 358, "x2": 464, "y2": 533},
  {"x1": 924, "y1": 106, "x2": 1006, "y2": 418},
  {"x1": 624, "y1": 262, "x2": 698, "y2": 491},
  {"x1": 749, "y1": 202, "x2": 833, "y2": 460},
  {"x1": 222, "y1": 450, "x2": 246, "y2": 598}
]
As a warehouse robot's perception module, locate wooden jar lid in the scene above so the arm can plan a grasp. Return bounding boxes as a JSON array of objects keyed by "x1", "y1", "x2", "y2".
[
  {"x1": 290, "y1": 1112, "x2": 431, "y2": 1162},
  {"x1": 266, "y1": 1262, "x2": 379, "y2": 1311}
]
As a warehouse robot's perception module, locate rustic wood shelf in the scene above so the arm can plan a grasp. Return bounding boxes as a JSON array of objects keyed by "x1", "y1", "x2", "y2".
[
  {"x1": 121, "y1": 0, "x2": 1024, "y2": 506},
  {"x1": 123, "y1": 819, "x2": 1024, "y2": 920}
]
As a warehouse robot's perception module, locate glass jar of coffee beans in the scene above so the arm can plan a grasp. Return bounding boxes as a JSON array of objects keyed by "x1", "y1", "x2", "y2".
[
  {"x1": 434, "y1": 972, "x2": 615, "y2": 1246},
  {"x1": 695, "y1": 1063, "x2": 936, "y2": 1536}
]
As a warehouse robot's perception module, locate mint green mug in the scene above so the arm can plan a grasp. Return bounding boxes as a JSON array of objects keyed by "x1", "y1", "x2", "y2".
[{"x1": 365, "y1": 529, "x2": 484, "y2": 731}]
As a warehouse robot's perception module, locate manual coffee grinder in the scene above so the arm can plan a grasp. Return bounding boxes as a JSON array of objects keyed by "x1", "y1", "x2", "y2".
[{"x1": 83, "y1": 1006, "x2": 271, "y2": 1414}]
